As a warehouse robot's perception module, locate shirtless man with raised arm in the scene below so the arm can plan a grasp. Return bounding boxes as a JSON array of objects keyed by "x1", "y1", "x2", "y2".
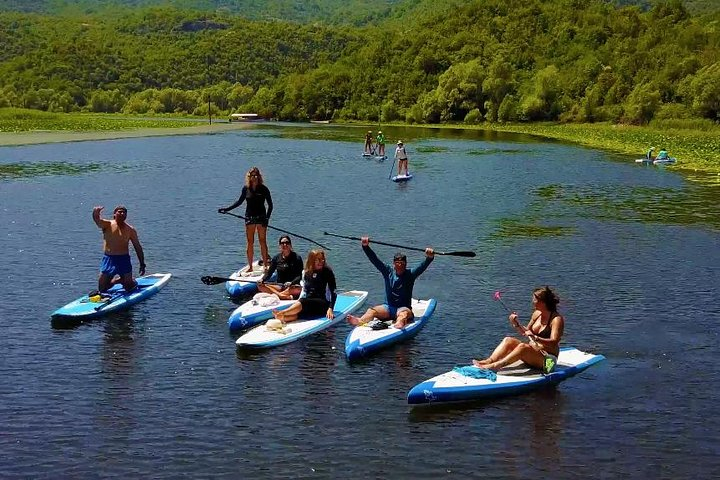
[{"x1": 93, "y1": 205, "x2": 146, "y2": 293}]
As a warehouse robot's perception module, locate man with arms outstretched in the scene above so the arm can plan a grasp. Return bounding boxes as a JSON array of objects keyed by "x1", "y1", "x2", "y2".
[
  {"x1": 347, "y1": 236, "x2": 433, "y2": 329},
  {"x1": 93, "y1": 205, "x2": 146, "y2": 293}
]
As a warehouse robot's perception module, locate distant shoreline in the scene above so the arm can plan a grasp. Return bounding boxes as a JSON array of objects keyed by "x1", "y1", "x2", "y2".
[{"x1": 0, "y1": 122, "x2": 249, "y2": 147}]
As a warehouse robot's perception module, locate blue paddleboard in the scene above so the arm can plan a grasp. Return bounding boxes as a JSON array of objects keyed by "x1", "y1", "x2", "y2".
[
  {"x1": 407, "y1": 347, "x2": 604, "y2": 405},
  {"x1": 345, "y1": 298, "x2": 436, "y2": 361},
  {"x1": 225, "y1": 261, "x2": 275, "y2": 297},
  {"x1": 236, "y1": 290, "x2": 368, "y2": 349},
  {"x1": 51, "y1": 273, "x2": 172, "y2": 321}
]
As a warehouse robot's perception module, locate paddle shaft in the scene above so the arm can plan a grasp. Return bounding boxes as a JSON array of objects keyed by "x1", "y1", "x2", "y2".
[
  {"x1": 201, "y1": 275, "x2": 299, "y2": 287},
  {"x1": 323, "y1": 232, "x2": 476, "y2": 257},
  {"x1": 220, "y1": 211, "x2": 330, "y2": 250}
]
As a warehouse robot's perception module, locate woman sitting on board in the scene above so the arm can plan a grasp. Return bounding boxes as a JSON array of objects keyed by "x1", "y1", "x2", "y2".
[
  {"x1": 271, "y1": 249, "x2": 337, "y2": 322},
  {"x1": 218, "y1": 166, "x2": 273, "y2": 273},
  {"x1": 473, "y1": 286, "x2": 564, "y2": 374},
  {"x1": 257, "y1": 235, "x2": 303, "y2": 300}
]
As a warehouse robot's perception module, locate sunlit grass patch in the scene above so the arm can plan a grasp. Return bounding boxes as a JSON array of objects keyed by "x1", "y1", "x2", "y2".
[
  {"x1": 415, "y1": 145, "x2": 448, "y2": 153},
  {"x1": 0, "y1": 108, "x2": 204, "y2": 133},
  {"x1": 467, "y1": 148, "x2": 527, "y2": 155},
  {"x1": 0, "y1": 162, "x2": 104, "y2": 179},
  {"x1": 491, "y1": 218, "x2": 575, "y2": 239}
]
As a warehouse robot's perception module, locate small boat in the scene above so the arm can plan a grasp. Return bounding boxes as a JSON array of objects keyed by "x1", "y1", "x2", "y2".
[
  {"x1": 345, "y1": 298, "x2": 436, "y2": 361},
  {"x1": 225, "y1": 261, "x2": 275, "y2": 297},
  {"x1": 227, "y1": 293, "x2": 295, "y2": 331},
  {"x1": 51, "y1": 273, "x2": 172, "y2": 323},
  {"x1": 236, "y1": 290, "x2": 368, "y2": 349},
  {"x1": 228, "y1": 113, "x2": 262, "y2": 122},
  {"x1": 391, "y1": 173, "x2": 413, "y2": 182},
  {"x1": 407, "y1": 347, "x2": 604, "y2": 405}
]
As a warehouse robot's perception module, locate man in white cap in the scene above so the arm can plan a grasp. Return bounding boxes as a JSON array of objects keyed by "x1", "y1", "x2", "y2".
[{"x1": 394, "y1": 140, "x2": 409, "y2": 176}]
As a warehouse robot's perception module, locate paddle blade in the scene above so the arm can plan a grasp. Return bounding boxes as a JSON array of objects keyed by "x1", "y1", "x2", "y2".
[
  {"x1": 201, "y1": 276, "x2": 230, "y2": 285},
  {"x1": 439, "y1": 251, "x2": 476, "y2": 257}
]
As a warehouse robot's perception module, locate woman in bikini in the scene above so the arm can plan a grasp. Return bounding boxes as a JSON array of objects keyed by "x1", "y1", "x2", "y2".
[{"x1": 473, "y1": 286, "x2": 564, "y2": 373}]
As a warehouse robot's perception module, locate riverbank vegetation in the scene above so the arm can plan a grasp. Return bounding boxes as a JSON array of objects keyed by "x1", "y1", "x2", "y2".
[
  {"x1": 1, "y1": 0, "x2": 719, "y2": 173},
  {"x1": 0, "y1": 108, "x2": 204, "y2": 132}
]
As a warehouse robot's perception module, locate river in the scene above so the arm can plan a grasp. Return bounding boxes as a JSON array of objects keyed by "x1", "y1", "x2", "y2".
[{"x1": 1, "y1": 123, "x2": 718, "y2": 478}]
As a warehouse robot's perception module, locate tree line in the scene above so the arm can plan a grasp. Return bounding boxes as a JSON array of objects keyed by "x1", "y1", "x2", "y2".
[{"x1": 1, "y1": 0, "x2": 719, "y2": 126}]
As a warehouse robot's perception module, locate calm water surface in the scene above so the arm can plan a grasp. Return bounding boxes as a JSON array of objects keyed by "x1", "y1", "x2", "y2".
[{"x1": 1, "y1": 124, "x2": 719, "y2": 478}]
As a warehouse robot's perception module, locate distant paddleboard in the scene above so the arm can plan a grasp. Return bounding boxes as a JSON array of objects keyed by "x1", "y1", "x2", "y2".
[{"x1": 391, "y1": 173, "x2": 413, "y2": 182}]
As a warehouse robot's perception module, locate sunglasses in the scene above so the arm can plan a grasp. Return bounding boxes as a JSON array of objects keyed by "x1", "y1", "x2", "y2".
[{"x1": 279, "y1": 241, "x2": 291, "y2": 245}]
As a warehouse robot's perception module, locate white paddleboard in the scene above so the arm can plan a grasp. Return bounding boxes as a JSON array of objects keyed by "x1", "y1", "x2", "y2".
[
  {"x1": 407, "y1": 347, "x2": 604, "y2": 405},
  {"x1": 236, "y1": 290, "x2": 368, "y2": 349},
  {"x1": 345, "y1": 298, "x2": 436, "y2": 361},
  {"x1": 227, "y1": 293, "x2": 296, "y2": 331}
]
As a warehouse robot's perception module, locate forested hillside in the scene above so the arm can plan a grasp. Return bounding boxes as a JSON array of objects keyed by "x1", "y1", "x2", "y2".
[
  {"x1": 0, "y1": 0, "x2": 410, "y2": 24},
  {"x1": 1, "y1": 0, "x2": 719, "y2": 125}
]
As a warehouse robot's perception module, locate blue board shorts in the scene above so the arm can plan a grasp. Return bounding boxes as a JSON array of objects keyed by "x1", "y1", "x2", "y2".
[
  {"x1": 383, "y1": 304, "x2": 412, "y2": 318},
  {"x1": 100, "y1": 254, "x2": 133, "y2": 277}
]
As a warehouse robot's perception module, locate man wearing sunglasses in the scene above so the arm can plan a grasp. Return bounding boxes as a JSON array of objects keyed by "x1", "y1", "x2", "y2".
[
  {"x1": 347, "y1": 236, "x2": 434, "y2": 329},
  {"x1": 257, "y1": 235, "x2": 303, "y2": 300}
]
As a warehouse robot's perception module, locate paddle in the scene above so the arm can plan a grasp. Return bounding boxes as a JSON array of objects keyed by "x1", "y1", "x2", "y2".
[
  {"x1": 219, "y1": 211, "x2": 331, "y2": 250},
  {"x1": 201, "y1": 275, "x2": 299, "y2": 287},
  {"x1": 323, "y1": 232, "x2": 476, "y2": 257},
  {"x1": 93, "y1": 283, "x2": 149, "y2": 311},
  {"x1": 388, "y1": 155, "x2": 396, "y2": 179}
]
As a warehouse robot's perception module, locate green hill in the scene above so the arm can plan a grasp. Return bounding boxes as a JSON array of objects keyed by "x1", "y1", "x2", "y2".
[{"x1": 1, "y1": 0, "x2": 719, "y2": 125}]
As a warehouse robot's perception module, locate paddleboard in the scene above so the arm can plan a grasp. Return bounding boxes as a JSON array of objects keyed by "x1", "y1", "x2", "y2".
[
  {"x1": 635, "y1": 157, "x2": 677, "y2": 165},
  {"x1": 391, "y1": 173, "x2": 413, "y2": 182},
  {"x1": 362, "y1": 152, "x2": 373, "y2": 157},
  {"x1": 227, "y1": 293, "x2": 296, "y2": 331},
  {"x1": 345, "y1": 298, "x2": 437, "y2": 361},
  {"x1": 51, "y1": 273, "x2": 172, "y2": 321},
  {"x1": 225, "y1": 261, "x2": 275, "y2": 297},
  {"x1": 407, "y1": 347, "x2": 604, "y2": 405},
  {"x1": 373, "y1": 155, "x2": 387, "y2": 161},
  {"x1": 236, "y1": 290, "x2": 368, "y2": 349}
]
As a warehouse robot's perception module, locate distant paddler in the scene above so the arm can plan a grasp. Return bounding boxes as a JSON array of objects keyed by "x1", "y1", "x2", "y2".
[
  {"x1": 394, "y1": 140, "x2": 409, "y2": 176},
  {"x1": 376, "y1": 131, "x2": 386, "y2": 156},
  {"x1": 93, "y1": 205, "x2": 146, "y2": 293},
  {"x1": 655, "y1": 148, "x2": 669, "y2": 161},
  {"x1": 646, "y1": 146, "x2": 655, "y2": 160},
  {"x1": 364, "y1": 131, "x2": 374, "y2": 154}
]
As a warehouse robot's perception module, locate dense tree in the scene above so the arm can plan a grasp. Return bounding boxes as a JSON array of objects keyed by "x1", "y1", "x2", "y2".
[{"x1": 0, "y1": 1, "x2": 719, "y2": 124}]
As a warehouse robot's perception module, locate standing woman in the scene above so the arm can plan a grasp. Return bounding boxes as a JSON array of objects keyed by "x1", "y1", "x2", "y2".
[
  {"x1": 271, "y1": 249, "x2": 337, "y2": 322},
  {"x1": 218, "y1": 166, "x2": 273, "y2": 272}
]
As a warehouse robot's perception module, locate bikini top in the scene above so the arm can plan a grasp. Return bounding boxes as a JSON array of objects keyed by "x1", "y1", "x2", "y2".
[{"x1": 532, "y1": 311, "x2": 557, "y2": 339}]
